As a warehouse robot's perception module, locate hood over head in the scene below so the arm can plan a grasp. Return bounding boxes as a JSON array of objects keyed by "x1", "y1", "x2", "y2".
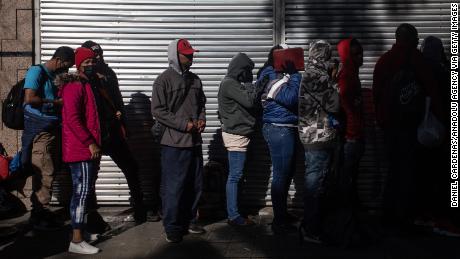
[
  {"x1": 168, "y1": 39, "x2": 182, "y2": 74},
  {"x1": 337, "y1": 38, "x2": 353, "y2": 65},
  {"x1": 227, "y1": 53, "x2": 255, "y2": 83},
  {"x1": 421, "y1": 36, "x2": 447, "y2": 65},
  {"x1": 308, "y1": 40, "x2": 332, "y2": 63}
]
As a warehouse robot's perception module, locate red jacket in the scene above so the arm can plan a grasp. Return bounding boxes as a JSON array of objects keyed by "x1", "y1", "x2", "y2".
[
  {"x1": 58, "y1": 73, "x2": 101, "y2": 163},
  {"x1": 372, "y1": 43, "x2": 440, "y2": 129},
  {"x1": 337, "y1": 38, "x2": 364, "y2": 140}
]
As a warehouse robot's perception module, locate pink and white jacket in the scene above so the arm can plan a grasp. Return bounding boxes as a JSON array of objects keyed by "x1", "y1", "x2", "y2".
[{"x1": 56, "y1": 73, "x2": 101, "y2": 163}]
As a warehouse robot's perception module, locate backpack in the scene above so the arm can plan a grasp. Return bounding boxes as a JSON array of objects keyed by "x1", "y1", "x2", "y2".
[
  {"x1": 2, "y1": 65, "x2": 47, "y2": 130},
  {"x1": 388, "y1": 54, "x2": 425, "y2": 127}
]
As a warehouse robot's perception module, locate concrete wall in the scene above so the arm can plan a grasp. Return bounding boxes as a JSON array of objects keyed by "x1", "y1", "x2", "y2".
[{"x1": 0, "y1": 0, "x2": 34, "y2": 208}]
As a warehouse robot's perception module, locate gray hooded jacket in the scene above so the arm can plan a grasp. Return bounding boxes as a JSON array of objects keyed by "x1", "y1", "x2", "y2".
[
  {"x1": 298, "y1": 40, "x2": 340, "y2": 149},
  {"x1": 218, "y1": 53, "x2": 261, "y2": 136},
  {"x1": 151, "y1": 39, "x2": 206, "y2": 147}
]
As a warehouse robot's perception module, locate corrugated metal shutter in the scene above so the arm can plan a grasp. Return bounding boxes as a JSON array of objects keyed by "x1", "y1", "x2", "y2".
[
  {"x1": 40, "y1": 0, "x2": 275, "y2": 206},
  {"x1": 285, "y1": 0, "x2": 452, "y2": 213}
]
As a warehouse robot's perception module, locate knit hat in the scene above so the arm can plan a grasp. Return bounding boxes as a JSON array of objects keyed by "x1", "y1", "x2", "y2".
[{"x1": 75, "y1": 47, "x2": 96, "y2": 70}]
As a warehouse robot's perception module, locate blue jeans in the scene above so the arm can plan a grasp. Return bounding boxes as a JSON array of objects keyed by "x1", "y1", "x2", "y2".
[
  {"x1": 303, "y1": 149, "x2": 331, "y2": 235},
  {"x1": 69, "y1": 161, "x2": 98, "y2": 229},
  {"x1": 161, "y1": 145, "x2": 203, "y2": 235},
  {"x1": 226, "y1": 151, "x2": 247, "y2": 220},
  {"x1": 262, "y1": 123, "x2": 297, "y2": 225}
]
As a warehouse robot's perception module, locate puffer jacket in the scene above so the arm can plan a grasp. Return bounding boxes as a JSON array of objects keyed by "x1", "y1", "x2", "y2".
[
  {"x1": 257, "y1": 66, "x2": 301, "y2": 125},
  {"x1": 57, "y1": 73, "x2": 101, "y2": 163},
  {"x1": 298, "y1": 40, "x2": 339, "y2": 149}
]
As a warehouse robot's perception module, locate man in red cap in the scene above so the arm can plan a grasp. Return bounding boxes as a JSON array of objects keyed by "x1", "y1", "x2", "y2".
[{"x1": 151, "y1": 39, "x2": 206, "y2": 243}]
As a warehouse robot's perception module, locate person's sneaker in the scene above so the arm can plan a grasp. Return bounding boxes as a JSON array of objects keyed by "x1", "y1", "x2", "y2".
[
  {"x1": 133, "y1": 207, "x2": 147, "y2": 224},
  {"x1": 188, "y1": 223, "x2": 206, "y2": 234},
  {"x1": 68, "y1": 241, "x2": 100, "y2": 254},
  {"x1": 299, "y1": 225, "x2": 321, "y2": 244},
  {"x1": 165, "y1": 232, "x2": 183, "y2": 243},
  {"x1": 86, "y1": 211, "x2": 111, "y2": 234},
  {"x1": 433, "y1": 222, "x2": 460, "y2": 237},
  {"x1": 228, "y1": 216, "x2": 255, "y2": 227},
  {"x1": 84, "y1": 232, "x2": 99, "y2": 242},
  {"x1": 285, "y1": 212, "x2": 299, "y2": 225},
  {"x1": 146, "y1": 210, "x2": 161, "y2": 222},
  {"x1": 271, "y1": 223, "x2": 297, "y2": 235},
  {"x1": 29, "y1": 210, "x2": 62, "y2": 231}
]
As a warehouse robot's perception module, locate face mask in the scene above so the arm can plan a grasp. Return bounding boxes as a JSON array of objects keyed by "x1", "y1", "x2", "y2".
[
  {"x1": 95, "y1": 59, "x2": 105, "y2": 73},
  {"x1": 83, "y1": 65, "x2": 96, "y2": 78}
]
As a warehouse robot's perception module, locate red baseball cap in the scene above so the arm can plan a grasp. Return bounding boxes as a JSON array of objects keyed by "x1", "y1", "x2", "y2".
[{"x1": 177, "y1": 39, "x2": 199, "y2": 55}]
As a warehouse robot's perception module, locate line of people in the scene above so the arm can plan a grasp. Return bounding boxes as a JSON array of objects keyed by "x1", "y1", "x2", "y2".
[{"x1": 16, "y1": 23, "x2": 454, "y2": 254}]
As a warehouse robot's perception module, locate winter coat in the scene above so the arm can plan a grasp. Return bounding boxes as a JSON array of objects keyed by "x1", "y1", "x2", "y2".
[
  {"x1": 151, "y1": 39, "x2": 206, "y2": 148},
  {"x1": 57, "y1": 73, "x2": 101, "y2": 163},
  {"x1": 257, "y1": 66, "x2": 301, "y2": 125},
  {"x1": 218, "y1": 53, "x2": 261, "y2": 136},
  {"x1": 298, "y1": 40, "x2": 339, "y2": 149},
  {"x1": 337, "y1": 38, "x2": 364, "y2": 140}
]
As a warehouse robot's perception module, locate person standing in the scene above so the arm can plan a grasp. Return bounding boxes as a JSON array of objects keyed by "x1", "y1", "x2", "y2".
[
  {"x1": 81, "y1": 41, "x2": 150, "y2": 225},
  {"x1": 218, "y1": 53, "x2": 262, "y2": 226},
  {"x1": 373, "y1": 23, "x2": 440, "y2": 229},
  {"x1": 337, "y1": 38, "x2": 365, "y2": 208},
  {"x1": 22, "y1": 46, "x2": 74, "y2": 230},
  {"x1": 59, "y1": 47, "x2": 102, "y2": 254},
  {"x1": 257, "y1": 45, "x2": 302, "y2": 234},
  {"x1": 298, "y1": 40, "x2": 340, "y2": 243},
  {"x1": 151, "y1": 39, "x2": 206, "y2": 243}
]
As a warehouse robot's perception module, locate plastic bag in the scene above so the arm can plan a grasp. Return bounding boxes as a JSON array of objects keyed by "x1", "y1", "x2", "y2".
[{"x1": 417, "y1": 97, "x2": 445, "y2": 147}]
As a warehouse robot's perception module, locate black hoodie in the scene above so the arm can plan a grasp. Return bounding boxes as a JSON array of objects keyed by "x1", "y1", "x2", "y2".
[{"x1": 218, "y1": 53, "x2": 261, "y2": 136}]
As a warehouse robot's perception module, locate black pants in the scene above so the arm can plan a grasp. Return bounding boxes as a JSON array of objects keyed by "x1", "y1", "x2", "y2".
[
  {"x1": 161, "y1": 145, "x2": 203, "y2": 235},
  {"x1": 383, "y1": 127, "x2": 419, "y2": 225},
  {"x1": 104, "y1": 133, "x2": 143, "y2": 207}
]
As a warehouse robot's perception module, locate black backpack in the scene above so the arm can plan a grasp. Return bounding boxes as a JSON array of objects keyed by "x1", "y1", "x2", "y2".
[
  {"x1": 2, "y1": 65, "x2": 47, "y2": 130},
  {"x1": 388, "y1": 53, "x2": 425, "y2": 126}
]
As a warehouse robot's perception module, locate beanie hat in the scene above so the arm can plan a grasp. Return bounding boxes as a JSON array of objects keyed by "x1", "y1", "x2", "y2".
[{"x1": 75, "y1": 47, "x2": 96, "y2": 70}]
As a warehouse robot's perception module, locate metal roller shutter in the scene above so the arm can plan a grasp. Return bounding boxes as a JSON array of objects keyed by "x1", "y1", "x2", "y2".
[
  {"x1": 285, "y1": 0, "x2": 452, "y2": 213},
  {"x1": 40, "y1": 0, "x2": 275, "y2": 206}
]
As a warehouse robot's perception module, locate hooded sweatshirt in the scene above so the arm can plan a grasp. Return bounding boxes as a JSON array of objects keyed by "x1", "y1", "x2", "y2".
[
  {"x1": 337, "y1": 38, "x2": 364, "y2": 141},
  {"x1": 218, "y1": 53, "x2": 261, "y2": 136},
  {"x1": 298, "y1": 40, "x2": 340, "y2": 149},
  {"x1": 151, "y1": 39, "x2": 206, "y2": 148}
]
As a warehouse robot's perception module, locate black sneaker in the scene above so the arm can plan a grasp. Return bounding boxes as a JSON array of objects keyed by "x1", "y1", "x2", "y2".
[
  {"x1": 29, "y1": 209, "x2": 63, "y2": 231},
  {"x1": 188, "y1": 223, "x2": 206, "y2": 234},
  {"x1": 133, "y1": 207, "x2": 147, "y2": 224},
  {"x1": 271, "y1": 223, "x2": 297, "y2": 235},
  {"x1": 86, "y1": 211, "x2": 111, "y2": 234},
  {"x1": 165, "y1": 232, "x2": 183, "y2": 243},
  {"x1": 299, "y1": 225, "x2": 321, "y2": 244},
  {"x1": 146, "y1": 210, "x2": 161, "y2": 222}
]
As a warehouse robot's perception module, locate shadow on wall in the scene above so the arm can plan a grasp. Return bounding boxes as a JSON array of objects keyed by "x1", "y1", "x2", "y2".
[
  {"x1": 125, "y1": 92, "x2": 161, "y2": 211},
  {"x1": 286, "y1": 0, "x2": 427, "y2": 213}
]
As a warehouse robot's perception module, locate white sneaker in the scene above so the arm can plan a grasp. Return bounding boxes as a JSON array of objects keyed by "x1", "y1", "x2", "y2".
[
  {"x1": 68, "y1": 240, "x2": 100, "y2": 254},
  {"x1": 84, "y1": 232, "x2": 99, "y2": 242}
]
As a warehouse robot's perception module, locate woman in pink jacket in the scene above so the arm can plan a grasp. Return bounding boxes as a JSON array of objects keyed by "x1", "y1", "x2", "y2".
[{"x1": 58, "y1": 47, "x2": 102, "y2": 254}]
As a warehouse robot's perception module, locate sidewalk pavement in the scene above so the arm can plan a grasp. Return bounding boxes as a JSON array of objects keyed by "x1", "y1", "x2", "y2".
[{"x1": 0, "y1": 207, "x2": 459, "y2": 259}]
